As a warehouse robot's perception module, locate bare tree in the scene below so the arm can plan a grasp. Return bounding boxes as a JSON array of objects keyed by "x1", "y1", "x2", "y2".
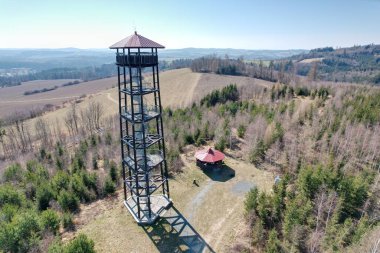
[
  {"x1": 13, "y1": 116, "x2": 31, "y2": 153},
  {"x1": 35, "y1": 118, "x2": 51, "y2": 148},
  {"x1": 89, "y1": 100, "x2": 104, "y2": 130},
  {"x1": 64, "y1": 103, "x2": 81, "y2": 137},
  {"x1": 0, "y1": 124, "x2": 7, "y2": 158}
]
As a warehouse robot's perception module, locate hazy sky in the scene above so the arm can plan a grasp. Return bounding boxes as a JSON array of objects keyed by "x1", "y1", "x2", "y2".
[{"x1": 1, "y1": 0, "x2": 379, "y2": 49}]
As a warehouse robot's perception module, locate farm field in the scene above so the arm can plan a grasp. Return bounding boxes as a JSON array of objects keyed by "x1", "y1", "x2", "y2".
[{"x1": 0, "y1": 77, "x2": 116, "y2": 118}]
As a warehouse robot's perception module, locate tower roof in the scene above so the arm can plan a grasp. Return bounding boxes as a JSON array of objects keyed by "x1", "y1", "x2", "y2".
[{"x1": 109, "y1": 31, "x2": 165, "y2": 49}]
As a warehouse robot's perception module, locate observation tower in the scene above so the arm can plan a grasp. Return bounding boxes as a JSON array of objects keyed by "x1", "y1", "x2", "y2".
[{"x1": 110, "y1": 32, "x2": 171, "y2": 225}]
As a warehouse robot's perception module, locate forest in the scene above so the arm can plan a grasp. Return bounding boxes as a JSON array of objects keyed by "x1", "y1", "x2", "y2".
[
  {"x1": 284, "y1": 44, "x2": 380, "y2": 84},
  {"x1": 190, "y1": 44, "x2": 380, "y2": 86},
  {"x1": 0, "y1": 65, "x2": 116, "y2": 88},
  {"x1": 158, "y1": 83, "x2": 380, "y2": 252}
]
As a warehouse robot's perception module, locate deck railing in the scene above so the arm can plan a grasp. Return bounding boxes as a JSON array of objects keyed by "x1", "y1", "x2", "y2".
[{"x1": 116, "y1": 52, "x2": 158, "y2": 66}]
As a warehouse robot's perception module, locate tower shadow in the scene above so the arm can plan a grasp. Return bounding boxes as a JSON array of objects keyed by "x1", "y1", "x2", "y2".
[{"x1": 141, "y1": 205, "x2": 215, "y2": 253}]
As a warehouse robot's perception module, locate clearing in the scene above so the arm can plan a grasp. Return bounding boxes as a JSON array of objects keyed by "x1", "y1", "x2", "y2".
[
  {"x1": 299, "y1": 57, "x2": 324, "y2": 64},
  {"x1": 63, "y1": 148, "x2": 274, "y2": 252}
]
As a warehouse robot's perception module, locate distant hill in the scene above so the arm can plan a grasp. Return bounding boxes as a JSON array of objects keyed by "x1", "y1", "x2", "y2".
[
  {"x1": 0, "y1": 48, "x2": 307, "y2": 71},
  {"x1": 284, "y1": 44, "x2": 380, "y2": 84},
  {"x1": 160, "y1": 48, "x2": 308, "y2": 60},
  {"x1": 0, "y1": 48, "x2": 114, "y2": 71}
]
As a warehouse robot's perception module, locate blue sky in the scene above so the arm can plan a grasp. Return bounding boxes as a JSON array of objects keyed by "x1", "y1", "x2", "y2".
[{"x1": 0, "y1": 0, "x2": 379, "y2": 49}]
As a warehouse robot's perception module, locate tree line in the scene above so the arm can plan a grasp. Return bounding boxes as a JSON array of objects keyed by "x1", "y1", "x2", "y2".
[{"x1": 0, "y1": 64, "x2": 117, "y2": 88}]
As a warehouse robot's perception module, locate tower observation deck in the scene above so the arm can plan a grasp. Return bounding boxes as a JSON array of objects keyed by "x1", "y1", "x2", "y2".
[{"x1": 110, "y1": 32, "x2": 171, "y2": 225}]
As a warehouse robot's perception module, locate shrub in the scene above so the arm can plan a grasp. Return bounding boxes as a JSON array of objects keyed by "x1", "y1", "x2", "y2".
[
  {"x1": 237, "y1": 124, "x2": 246, "y2": 138},
  {"x1": 12, "y1": 211, "x2": 41, "y2": 252},
  {"x1": 295, "y1": 86, "x2": 310, "y2": 97},
  {"x1": 166, "y1": 149, "x2": 183, "y2": 173},
  {"x1": 249, "y1": 139, "x2": 267, "y2": 164},
  {"x1": 62, "y1": 212, "x2": 75, "y2": 231},
  {"x1": 183, "y1": 133, "x2": 194, "y2": 145},
  {"x1": 200, "y1": 84, "x2": 239, "y2": 107},
  {"x1": 81, "y1": 172, "x2": 98, "y2": 195},
  {"x1": 109, "y1": 161, "x2": 118, "y2": 182},
  {"x1": 92, "y1": 157, "x2": 98, "y2": 170},
  {"x1": 70, "y1": 174, "x2": 91, "y2": 202},
  {"x1": 265, "y1": 229, "x2": 283, "y2": 253},
  {"x1": 48, "y1": 239, "x2": 64, "y2": 253},
  {"x1": 105, "y1": 132, "x2": 113, "y2": 145},
  {"x1": 215, "y1": 137, "x2": 227, "y2": 152},
  {"x1": 58, "y1": 190, "x2": 79, "y2": 213},
  {"x1": 72, "y1": 155, "x2": 86, "y2": 172},
  {"x1": 56, "y1": 157, "x2": 65, "y2": 170},
  {"x1": 26, "y1": 160, "x2": 39, "y2": 173},
  {"x1": 56, "y1": 142, "x2": 65, "y2": 156},
  {"x1": 51, "y1": 171, "x2": 70, "y2": 194},
  {"x1": 25, "y1": 161, "x2": 49, "y2": 183},
  {"x1": 40, "y1": 209, "x2": 60, "y2": 234},
  {"x1": 0, "y1": 184, "x2": 24, "y2": 208},
  {"x1": 0, "y1": 220, "x2": 18, "y2": 252},
  {"x1": 3, "y1": 163, "x2": 23, "y2": 183},
  {"x1": 90, "y1": 135, "x2": 97, "y2": 147},
  {"x1": 40, "y1": 148, "x2": 47, "y2": 160},
  {"x1": 104, "y1": 177, "x2": 116, "y2": 195},
  {"x1": 36, "y1": 185, "x2": 54, "y2": 210},
  {"x1": 245, "y1": 187, "x2": 259, "y2": 212},
  {"x1": 0, "y1": 204, "x2": 18, "y2": 222},
  {"x1": 64, "y1": 234, "x2": 95, "y2": 253}
]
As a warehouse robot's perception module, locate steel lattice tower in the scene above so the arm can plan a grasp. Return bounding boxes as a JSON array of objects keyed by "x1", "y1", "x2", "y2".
[{"x1": 110, "y1": 32, "x2": 171, "y2": 225}]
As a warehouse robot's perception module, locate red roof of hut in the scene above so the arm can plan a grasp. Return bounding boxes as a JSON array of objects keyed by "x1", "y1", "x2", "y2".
[{"x1": 195, "y1": 147, "x2": 225, "y2": 163}]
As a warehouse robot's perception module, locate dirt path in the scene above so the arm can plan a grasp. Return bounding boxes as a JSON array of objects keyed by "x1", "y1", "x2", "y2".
[{"x1": 185, "y1": 180, "x2": 215, "y2": 223}]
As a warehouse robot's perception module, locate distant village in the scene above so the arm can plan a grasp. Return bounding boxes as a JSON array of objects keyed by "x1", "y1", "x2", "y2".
[{"x1": 0, "y1": 68, "x2": 35, "y2": 77}]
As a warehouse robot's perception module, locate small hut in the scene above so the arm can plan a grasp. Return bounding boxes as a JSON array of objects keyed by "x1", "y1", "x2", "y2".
[{"x1": 195, "y1": 147, "x2": 225, "y2": 165}]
